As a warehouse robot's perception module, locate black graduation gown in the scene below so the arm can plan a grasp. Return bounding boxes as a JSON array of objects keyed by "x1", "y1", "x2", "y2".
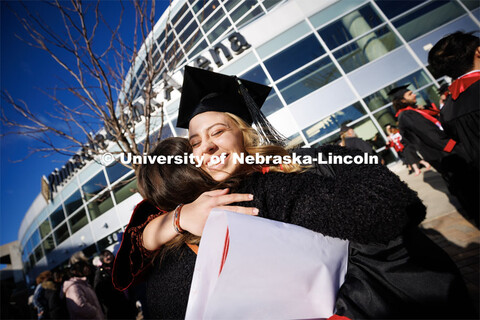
[
  {"x1": 397, "y1": 109, "x2": 459, "y2": 172},
  {"x1": 344, "y1": 136, "x2": 375, "y2": 155},
  {"x1": 143, "y1": 146, "x2": 473, "y2": 319},
  {"x1": 441, "y1": 80, "x2": 480, "y2": 170}
]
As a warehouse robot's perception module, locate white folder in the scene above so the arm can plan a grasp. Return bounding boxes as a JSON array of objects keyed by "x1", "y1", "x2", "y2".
[{"x1": 185, "y1": 209, "x2": 349, "y2": 320}]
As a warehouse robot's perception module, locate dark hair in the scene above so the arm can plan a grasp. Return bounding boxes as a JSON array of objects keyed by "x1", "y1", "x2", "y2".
[
  {"x1": 69, "y1": 261, "x2": 90, "y2": 277},
  {"x1": 137, "y1": 137, "x2": 218, "y2": 212},
  {"x1": 428, "y1": 31, "x2": 480, "y2": 79},
  {"x1": 392, "y1": 98, "x2": 410, "y2": 113}
]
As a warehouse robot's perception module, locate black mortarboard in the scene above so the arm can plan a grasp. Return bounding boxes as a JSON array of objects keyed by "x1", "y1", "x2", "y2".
[
  {"x1": 387, "y1": 85, "x2": 410, "y2": 100},
  {"x1": 177, "y1": 66, "x2": 271, "y2": 128},
  {"x1": 177, "y1": 66, "x2": 284, "y2": 145},
  {"x1": 340, "y1": 122, "x2": 352, "y2": 134}
]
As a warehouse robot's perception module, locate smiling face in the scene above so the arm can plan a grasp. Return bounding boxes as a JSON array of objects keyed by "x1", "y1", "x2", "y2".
[{"x1": 189, "y1": 111, "x2": 246, "y2": 181}]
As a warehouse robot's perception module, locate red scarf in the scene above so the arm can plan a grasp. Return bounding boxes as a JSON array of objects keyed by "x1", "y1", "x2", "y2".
[
  {"x1": 449, "y1": 71, "x2": 480, "y2": 100},
  {"x1": 396, "y1": 106, "x2": 443, "y2": 130}
]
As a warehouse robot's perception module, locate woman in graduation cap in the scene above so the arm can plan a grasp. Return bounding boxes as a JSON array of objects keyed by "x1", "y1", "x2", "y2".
[{"x1": 113, "y1": 66, "x2": 474, "y2": 319}]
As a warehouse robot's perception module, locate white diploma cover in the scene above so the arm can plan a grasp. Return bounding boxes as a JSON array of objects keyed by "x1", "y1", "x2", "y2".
[{"x1": 185, "y1": 209, "x2": 349, "y2": 319}]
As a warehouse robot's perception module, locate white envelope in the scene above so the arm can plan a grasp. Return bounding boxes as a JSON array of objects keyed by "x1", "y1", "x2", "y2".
[{"x1": 185, "y1": 209, "x2": 349, "y2": 320}]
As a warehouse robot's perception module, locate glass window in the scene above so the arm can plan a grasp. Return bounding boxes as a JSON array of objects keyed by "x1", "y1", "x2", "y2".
[
  {"x1": 31, "y1": 229, "x2": 41, "y2": 248},
  {"x1": 375, "y1": 0, "x2": 428, "y2": 19},
  {"x1": 363, "y1": 69, "x2": 431, "y2": 111},
  {"x1": 240, "y1": 65, "x2": 270, "y2": 85},
  {"x1": 350, "y1": 117, "x2": 383, "y2": 150},
  {"x1": 392, "y1": 1, "x2": 465, "y2": 42},
  {"x1": 191, "y1": 0, "x2": 203, "y2": 13},
  {"x1": 53, "y1": 223, "x2": 69, "y2": 245},
  {"x1": 286, "y1": 132, "x2": 304, "y2": 149},
  {"x1": 263, "y1": 0, "x2": 283, "y2": 11},
  {"x1": 415, "y1": 84, "x2": 441, "y2": 108},
  {"x1": 198, "y1": 0, "x2": 220, "y2": 21},
  {"x1": 42, "y1": 235, "x2": 55, "y2": 254},
  {"x1": 188, "y1": 40, "x2": 208, "y2": 59},
  {"x1": 174, "y1": 11, "x2": 193, "y2": 35},
  {"x1": 264, "y1": 34, "x2": 325, "y2": 81},
  {"x1": 318, "y1": 4, "x2": 383, "y2": 50},
  {"x1": 87, "y1": 191, "x2": 114, "y2": 221},
  {"x1": 313, "y1": 131, "x2": 342, "y2": 147},
  {"x1": 276, "y1": 56, "x2": 341, "y2": 104},
  {"x1": 113, "y1": 175, "x2": 138, "y2": 205},
  {"x1": 461, "y1": 0, "x2": 480, "y2": 10},
  {"x1": 257, "y1": 21, "x2": 310, "y2": 59},
  {"x1": 68, "y1": 209, "x2": 89, "y2": 234},
  {"x1": 303, "y1": 103, "x2": 366, "y2": 143},
  {"x1": 64, "y1": 190, "x2": 83, "y2": 216},
  {"x1": 207, "y1": 18, "x2": 232, "y2": 42},
  {"x1": 373, "y1": 106, "x2": 397, "y2": 131},
  {"x1": 82, "y1": 171, "x2": 108, "y2": 202},
  {"x1": 223, "y1": 0, "x2": 243, "y2": 12},
  {"x1": 106, "y1": 162, "x2": 132, "y2": 185},
  {"x1": 309, "y1": 0, "x2": 367, "y2": 28},
  {"x1": 237, "y1": 5, "x2": 265, "y2": 28},
  {"x1": 183, "y1": 30, "x2": 203, "y2": 54},
  {"x1": 179, "y1": 20, "x2": 199, "y2": 44},
  {"x1": 172, "y1": 3, "x2": 189, "y2": 25},
  {"x1": 50, "y1": 206, "x2": 66, "y2": 229},
  {"x1": 29, "y1": 253, "x2": 35, "y2": 267},
  {"x1": 231, "y1": 2, "x2": 257, "y2": 22},
  {"x1": 333, "y1": 26, "x2": 401, "y2": 74},
  {"x1": 202, "y1": 8, "x2": 224, "y2": 33},
  {"x1": 34, "y1": 245, "x2": 44, "y2": 262},
  {"x1": 39, "y1": 219, "x2": 51, "y2": 239},
  {"x1": 262, "y1": 91, "x2": 284, "y2": 116}
]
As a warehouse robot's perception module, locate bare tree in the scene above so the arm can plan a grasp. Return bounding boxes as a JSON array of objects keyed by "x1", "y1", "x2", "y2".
[{"x1": 1, "y1": 0, "x2": 175, "y2": 173}]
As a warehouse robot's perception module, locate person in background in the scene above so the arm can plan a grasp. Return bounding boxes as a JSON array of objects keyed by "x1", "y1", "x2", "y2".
[
  {"x1": 41, "y1": 271, "x2": 68, "y2": 319},
  {"x1": 69, "y1": 251, "x2": 95, "y2": 286},
  {"x1": 437, "y1": 82, "x2": 451, "y2": 108},
  {"x1": 385, "y1": 124, "x2": 431, "y2": 176},
  {"x1": 63, "y1": 261, "x2": 104, "y2": 319},
  {"x1": 390, "y1": 84, "x2": 478, "y2": 227},
  {"x1": 32, "y1": 271, "x2": 51, "y2": 319},
  {"x1": 94, "y1": 250, "x2": 137, "y2": 319},
  {"x1": 339, "y1": 122, "x2": 375, "y2": 155},
  {"x1": 428, "y1": 31, "x2": 479, "y2": 172}
]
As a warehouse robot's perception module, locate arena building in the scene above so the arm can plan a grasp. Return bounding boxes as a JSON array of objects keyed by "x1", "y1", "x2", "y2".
[{"x1": 18, "y1": 0, "x2": 480, "y2": 283}]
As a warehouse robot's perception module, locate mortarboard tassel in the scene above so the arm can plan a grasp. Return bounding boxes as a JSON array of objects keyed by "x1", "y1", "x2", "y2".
[{"x1": 235, "y1": 77, "x2": 286, "y2": 146}]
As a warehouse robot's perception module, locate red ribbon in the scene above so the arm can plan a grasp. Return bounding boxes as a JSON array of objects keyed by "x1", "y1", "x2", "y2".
[{"x1": 449, "y1": 71, "x2": 480, "y2": 100}]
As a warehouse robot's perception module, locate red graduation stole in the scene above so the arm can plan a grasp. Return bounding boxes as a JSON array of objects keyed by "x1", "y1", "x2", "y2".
[
  {"x1": 396, "y1": 106, "x2": 457, "y2": 152},
  {"x1": 449, "y1": 71, "x2": 480, "y2": 100},
  {"x1": 396, "y1": 106, "x2": 443, "y2": 130}
]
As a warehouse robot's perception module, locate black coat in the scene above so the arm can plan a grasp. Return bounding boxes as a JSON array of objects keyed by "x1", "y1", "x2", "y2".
[
  {"x1": 94, "y1": 265, "x2": 137, "y2": 319},
  {"x1": 144, "y1": 146, "x2": 473, "y2": 319},
  {"x1": 441, "y1": 80, "x2": 479, "y2": 170}
]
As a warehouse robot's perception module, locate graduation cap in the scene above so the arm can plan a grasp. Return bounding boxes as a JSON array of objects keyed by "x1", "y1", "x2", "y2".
[
  {"x1": 339, "y1": 121, "x2": 352, "y2": 134},
  {"x1": 177, "y1": 66, "x2": 285, "y2": 145},
  {"x1": 387, "y1": 85, "x2": 410, "y2": 100}
]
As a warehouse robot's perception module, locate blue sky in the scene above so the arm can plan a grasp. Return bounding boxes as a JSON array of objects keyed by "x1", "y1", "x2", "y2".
[{"x1": 1, "y1": 1, "x2": 169, "y2": 247}]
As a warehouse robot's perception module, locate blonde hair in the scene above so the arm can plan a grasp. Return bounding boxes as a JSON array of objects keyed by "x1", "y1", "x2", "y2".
[{"x1": 224, "y1": 112, "x2": 306, "y2": 173}]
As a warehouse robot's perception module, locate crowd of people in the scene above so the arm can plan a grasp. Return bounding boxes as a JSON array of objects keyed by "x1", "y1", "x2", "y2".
[
  {"x1": 26, "y1": 30, "x2": 478, "y2": 319},
  {"x1": 29, "y1": 250, "x2": 138, "y2": 319}
]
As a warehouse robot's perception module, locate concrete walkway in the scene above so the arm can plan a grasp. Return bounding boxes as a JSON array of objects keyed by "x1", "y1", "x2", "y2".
[{"x1": 390, "y1": 162, "x2": 479, "y2": 312}]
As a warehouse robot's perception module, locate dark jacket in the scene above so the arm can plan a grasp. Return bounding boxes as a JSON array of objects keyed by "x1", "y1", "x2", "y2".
[
  {"x1": 41, "y1": 281, "x2": 68, "y2": 319},
  {"x1": 94, "y1": 264, "x2": 137, "y2": 319},
  {"x1": 441, "y1": 79, "x2": 479, "y2": 170}
]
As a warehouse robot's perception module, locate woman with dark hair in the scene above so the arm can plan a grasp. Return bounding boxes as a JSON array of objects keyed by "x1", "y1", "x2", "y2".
[
  {"x1": 113, "y1": 67, "x2": 474, "y2": 319},
  {"x1": 62, "y1": 261, "x2": 104, "y2": 319}
]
